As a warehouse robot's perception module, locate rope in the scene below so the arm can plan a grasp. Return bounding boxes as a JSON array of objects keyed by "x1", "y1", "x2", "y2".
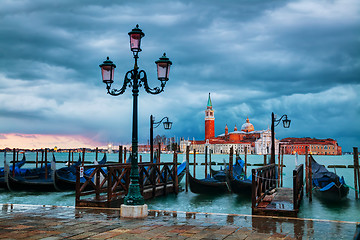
[
  {"x1": 254, "y1": 175, "x2": 293, "y2": 181},
  {"x1": 344, "y1": 184, "x2": 360, "y2": 193}
]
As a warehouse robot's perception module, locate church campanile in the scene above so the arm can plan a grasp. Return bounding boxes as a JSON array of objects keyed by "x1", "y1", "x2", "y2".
[{"x1": 205, "y1": 93, "x2": 215, "y2": 140}]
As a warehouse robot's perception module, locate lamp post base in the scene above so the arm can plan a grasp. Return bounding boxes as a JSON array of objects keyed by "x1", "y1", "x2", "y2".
[{"x1": 120, "y1": 204, "x2": 148, "y2": 218}]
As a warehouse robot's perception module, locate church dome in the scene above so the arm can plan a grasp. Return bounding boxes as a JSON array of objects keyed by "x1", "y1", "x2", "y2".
[{"x1": 241, "y1": 117, "x2": 254, "y2": 132}]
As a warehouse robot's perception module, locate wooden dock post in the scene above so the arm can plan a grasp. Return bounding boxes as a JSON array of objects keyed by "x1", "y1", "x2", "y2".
[
  {"x1": 119, "y1": 145, "x2": 122, "y2": 163},
  {"x1": 36, "y1": 150, "x2": 39, "y2": 169},
  {"x1": 41, "y1": 149, "x2": 44, "y2": 168},
  {"x1": 263, "y1": 154, "x2": 267, "y2": 166},
  {"x1": 68, "y1": 150, "x2": 71, "y2": 166},
  {"x1": 205, "y1": 146, "x2": 208, "y2": 178},
  {"x1": 44, "y1": 148, "x2": 48, "y2": 180},
  {"x1": 281, "y1": 147, "x2": 284, "y2": 187},
  {"x1": 354, "y1": 147, "x2": 359, "y2": 200},
  {"x1": 308, "y1": 146, "x2": 312, "y2": 202},
  {"x1": 173, "y1": 150, "x2": 178, "y2": 194},
  {"x1": 95, "y1": 147, "x2": 98, "y2": 162},
  {"x1": 119, "y1": 145, "x2": 123, "y2": 163},
  {"x1": 229, "y1": 147, "x2": 233, "y2": 178},
  {"x1": 209, "y1": 149, "x2": 212, "y2": 177},
  {"x1": 244, "y1": 146, "x2": 247, "y2": 176},
  {"x1": 82, "y1": 148, "x2": 85, "y2": 166},
  {"x1": 158, "y1": 142, "x2": 161, "y2": 162},
  {"x1": 124, "y1": 147, "x2": 127, "y2": 163},
  {"x1": 185, "y1": 145, "x2": 190, "y2": 192},
  {"x1": 278, "y1": 147, "x2": 281, "y2": 187},
  {"x1": 193, "y1": 149, "x2": 196, "y2": 178},
  {"x1": 12, "y1": 148, "x2": 15, "y2": 177},
  {"x1": 305, "y1": 148, "x2": 309, "y2": 196}
]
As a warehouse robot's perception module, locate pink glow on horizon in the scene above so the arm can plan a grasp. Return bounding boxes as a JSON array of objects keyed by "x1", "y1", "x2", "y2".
[{"x1": 0, "y1": 133, "x2": 105, "y2": 149}]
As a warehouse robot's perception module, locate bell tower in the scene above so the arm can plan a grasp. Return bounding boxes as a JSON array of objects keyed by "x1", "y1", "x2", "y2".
[{"x1": 205, "y1": 93, "x2": 215, "y2": 140}]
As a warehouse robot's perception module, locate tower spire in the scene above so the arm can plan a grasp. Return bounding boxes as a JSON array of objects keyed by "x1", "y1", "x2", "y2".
[
  {"x1": 205, "y1": 93, "x2": 215, "y2": 140},
  {"x1": 207, "y1": 93, "x2": 212, "y2": 109}
]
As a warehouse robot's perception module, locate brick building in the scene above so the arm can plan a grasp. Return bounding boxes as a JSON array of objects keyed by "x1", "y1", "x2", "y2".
[{"x1": 280, "y1": 137, "x2": 342, "y2": 155}]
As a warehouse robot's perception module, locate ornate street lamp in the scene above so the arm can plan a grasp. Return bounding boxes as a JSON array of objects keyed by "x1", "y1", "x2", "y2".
[
  {"x1": 150, "y1": 115, "x2": 172, "y2": 162},
  {"x1": 271, "y1": 112, "x2": 291, "y2": 164},
  {"x1": 100, "y1": 25, "x2": 172, "y2": 210}
]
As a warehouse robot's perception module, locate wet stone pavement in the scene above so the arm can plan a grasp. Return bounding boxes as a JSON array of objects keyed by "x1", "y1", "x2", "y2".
[{"x1": 0, "y1": 204, "x2": 358, "y2": 239}]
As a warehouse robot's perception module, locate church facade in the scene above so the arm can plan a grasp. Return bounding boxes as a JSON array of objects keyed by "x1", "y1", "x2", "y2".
[{"x1": 180, "y1": 93, "x2": 278, "y2": 154}]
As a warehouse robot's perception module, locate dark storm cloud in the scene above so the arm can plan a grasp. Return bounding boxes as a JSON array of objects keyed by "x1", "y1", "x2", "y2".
[{"x1": 0, "y1": 0, "x2": 359, "y2": 151}]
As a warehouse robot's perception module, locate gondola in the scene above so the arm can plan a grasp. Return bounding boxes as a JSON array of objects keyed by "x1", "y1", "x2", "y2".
[
  {"x1": 210, "y1": 157, "x2": 243, "y2": 177},
  {"x1": 188, "y1": 156, "x2": 247, "y2": 194},
  {"x1": 226, "y1": 158, "x2": 252, "y2": 195},
  {"x1": 6, "y1": 154, "x2": 56, "y2": 192},
  {"x1": 311, "y1": 154, "x2": 349, "y2": 201},
  {"x1": 188, "y1": 159, "x2": 244, "y2": 194},
  {"x1": 0, "y1": 154, "x2": 27, "y2": 188},
  {"x1": 188, "y1": 171, "x2": 230, "y2": 194},
  {"x1": 54, "y1": 153, "x2": 107, "y2": 191}
]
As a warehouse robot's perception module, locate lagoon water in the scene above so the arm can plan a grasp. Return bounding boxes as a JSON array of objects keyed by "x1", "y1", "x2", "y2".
[{"x1": 0, "y1": 151, "x2": 359, "y2": 222}]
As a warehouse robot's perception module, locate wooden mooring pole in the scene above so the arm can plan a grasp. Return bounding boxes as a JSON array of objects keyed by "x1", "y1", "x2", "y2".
[
  {"x1": 12, "y1": 148, "x2": 15, "y2": 177},
  {"x1": 308, "y1": 146, "x2": 312, "y2": 202},
  {"x1": 41, "y1": 149, "x2": 44, "y2": 168},
  {"x1": 82, "y1": 148, "x2": 85, "y2": 166},
  {"x1": 209, "y1": 149, "x2": 212, "y2": 177},
  {"x1": 229, "y1": 147, "x2": 233, "y2": 178},
  {"x1": 95, "y1": 147, "x2": 98, "y2": 162},
  {"x1": 44, "y1": 148, "x2": 48, "y2": 180},
  {"x1": 263, "y1": 154, "x2": 267, "y2": 166},
  {"x1": 193, "y1": 149, "x2": 196, "y2": 178},
  {"x1": 278, "y1": 147, "x2": 281, "y2": 187},
  {"x1": 36, "y1": 150, "x2": 39, "y2": 168},
  {"x1": 185, "y1": 145, "x2": 190, "y2": 192},
  {"x1": 205, "y1": 146, "x2": 208, "y2": 178},
  {"x1": 68, "y1": 150, "x2": 71, "y2": 166},
  {"x1": 244, "y1": 146, "x2": 247, "y2": 176},
  {"x1": 305, "y1": 148, "x2": 309, "y2": 196},
  {"x1": 158, "y1": 142, "x2": 161, "y2": 162},
  {"x1": 119, "y1": 145, "x2": 123, "y2": 163},
  {"x1": 173, "y1": 150, "x2": 178, "y2": 194},
  {"x1": 354, "y1": 147, "x2": 359, "y2": 200},
  {"x1": 124, "y1": 147, "x2": 127, "y2": 163},
  {"x1": 281, "y1": 146, "x2": 284, "y2": 188}
]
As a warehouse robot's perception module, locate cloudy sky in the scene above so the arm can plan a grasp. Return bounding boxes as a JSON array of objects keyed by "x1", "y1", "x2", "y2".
[{"x1": 0, "y1": 0, "x2": 359, "y2": 151}]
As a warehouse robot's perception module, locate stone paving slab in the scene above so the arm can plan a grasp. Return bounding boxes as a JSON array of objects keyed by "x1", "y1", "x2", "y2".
[{"x1": 0, "y1": 204, "x2": 358, "y2": 239}]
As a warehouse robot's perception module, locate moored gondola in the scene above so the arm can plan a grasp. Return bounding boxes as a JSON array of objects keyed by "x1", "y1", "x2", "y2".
[
  {"x1": 6, "y1": 154, "x2": 56, "y2": 192},
  {"x1": 227, "y1": 158, "x2": 252, "y2": 195},
  {"x1": 311, "y1": 155, "x2": 349, "y2": 202},
  {"x1": 54, "y1": 153, "x2": 107, "y2": 191},
  {"x1": 188, "y1": 171, "x2": 230, "y2": 194},
  {"x1": 188, "y1": 158, "x2": 245, "y2": 194},
  {"x1": 0, "y1": 154, "x2": 27, "y2": 188}
]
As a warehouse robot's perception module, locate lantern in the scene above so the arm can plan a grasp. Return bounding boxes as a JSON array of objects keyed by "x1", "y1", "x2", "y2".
[
  {"x1": 282, "y1": 115, "x2": 291, "y2": 128},
  {"x1": 155, "y1": 53, "x2": 172, "y2": 81},
  {"x1": 128, "y1": 24, "x2": 145, "y2": 52},
  {"x1": 99, "y1": 57, "x2": 116, "y2": 84},
  {"x1": 163, "y1": 119, "x2": 173, "y2": 130}
]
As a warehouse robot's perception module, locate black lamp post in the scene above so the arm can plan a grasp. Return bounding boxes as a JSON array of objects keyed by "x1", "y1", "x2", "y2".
[
  {"x1": 100, "y1": 25, "x2": 172, "y2": 206},
  {"x1": 150, "y1": 115, "x2": 172, "y2": 162},
  {"x1": 270, "y1": 112, "x2": 291, "y2": 164}
]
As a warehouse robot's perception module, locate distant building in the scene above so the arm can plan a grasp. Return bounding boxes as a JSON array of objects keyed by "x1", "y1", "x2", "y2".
[
  {"x1": 180, "y1": 93, "x2": 277, "y2": 154},
  {"x1": 280, "y1": 137, "x2": 342, "y2": 155}
]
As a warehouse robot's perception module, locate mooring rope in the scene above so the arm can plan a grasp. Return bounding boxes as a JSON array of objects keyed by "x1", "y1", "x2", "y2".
[{"x1": 344, "y1": 184, "x2": 360, "y2": 193}]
